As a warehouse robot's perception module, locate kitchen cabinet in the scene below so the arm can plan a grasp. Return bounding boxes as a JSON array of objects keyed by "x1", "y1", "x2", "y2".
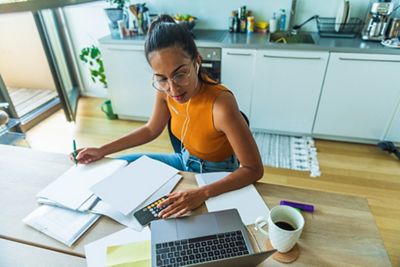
[
  {"x1": 100, "y1": 43, "x2": 154, "y2": 120},
  {"x1": 221, "y1": 48, "x2": 256, "y2": 117},
  {"x1": 250, "y1": 49, "x2": 329, "y2": 134},
  {"x1": 313, "y1": 52, "x2": 400, "y2": 141},
  {"x1": 385, "y1": 100, "x2": 400, "y2": 142}
]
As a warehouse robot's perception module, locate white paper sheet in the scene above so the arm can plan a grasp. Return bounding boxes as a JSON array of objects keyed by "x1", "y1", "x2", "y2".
[
  {"x1": 37, "y1": 159, "x2": 127, "y2": 210},
  {"x1": 23, "y1": 205, "x2": 100, "y2": 247},
  {"x1": 91, "y1": 173, "x2": 182, "y2": 230},
  {"x1": 84, "y1": 227, "x2": 151, "y2": 267},
  {"x1": 90, "y1": 156, "x2": 179, "y2": 215},
  {"x1": 196, "y1": 172, "x2": 270, "y2": 225}
]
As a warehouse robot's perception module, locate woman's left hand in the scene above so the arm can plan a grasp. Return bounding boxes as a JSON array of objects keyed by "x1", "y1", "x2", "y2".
[{"x1": 157, "y1": 188, "x2": 207, "y2": 218}]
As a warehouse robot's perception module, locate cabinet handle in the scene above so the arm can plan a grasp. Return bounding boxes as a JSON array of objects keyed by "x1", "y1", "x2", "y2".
[
  {"x1": 263, "y1": 55, "x2": 321, "y2": 60},
  {"x1": 227, "y1": 52, "x2": 253, "y2": 56},
  {"x1": 338, "y1": 57, "x2": 400, "y2": 63}
]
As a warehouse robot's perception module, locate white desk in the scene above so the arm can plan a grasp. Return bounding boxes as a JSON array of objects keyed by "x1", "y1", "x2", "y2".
[{"x1": 0, "y1": 238, "x2": 86, "y2": 267}]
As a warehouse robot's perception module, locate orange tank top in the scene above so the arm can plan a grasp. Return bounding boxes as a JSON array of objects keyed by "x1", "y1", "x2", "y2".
[{"x1": 167, "y1": 82, "x2": 234, "y2": 162}]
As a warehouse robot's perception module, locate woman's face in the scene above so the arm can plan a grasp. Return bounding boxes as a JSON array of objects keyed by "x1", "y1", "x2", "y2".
[{"x1": 149, "y1": 46, "x2": 200, "y2": 103}]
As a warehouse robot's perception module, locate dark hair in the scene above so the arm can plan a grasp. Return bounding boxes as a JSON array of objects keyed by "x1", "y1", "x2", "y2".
[{"x1": 144, "y1": 14, "x2": 217, "y2": 85}]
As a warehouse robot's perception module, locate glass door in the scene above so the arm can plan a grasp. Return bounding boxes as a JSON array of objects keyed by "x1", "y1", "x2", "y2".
[{"x1": 32, "y1": 8, "x2": 80, "y2": 122}]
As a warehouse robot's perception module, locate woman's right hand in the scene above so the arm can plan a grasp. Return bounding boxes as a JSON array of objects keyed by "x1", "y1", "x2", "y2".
[{"x1": 70, "y1": 147, "x2": 105, "y2": 164}]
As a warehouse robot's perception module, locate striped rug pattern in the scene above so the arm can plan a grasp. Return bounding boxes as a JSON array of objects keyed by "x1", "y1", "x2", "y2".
[{"x1": 252, "y1": 132, "x2": 320, "y2": 177}]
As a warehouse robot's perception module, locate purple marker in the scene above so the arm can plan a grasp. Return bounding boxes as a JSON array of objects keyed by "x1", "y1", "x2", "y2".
[{"x1": 280, "y1": 200, "x2": 314, "y2": 213}]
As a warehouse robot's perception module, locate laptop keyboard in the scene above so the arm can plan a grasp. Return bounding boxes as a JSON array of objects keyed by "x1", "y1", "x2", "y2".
[{"x1": 155, "y1": 230, "x2": 249, "y2": 267}]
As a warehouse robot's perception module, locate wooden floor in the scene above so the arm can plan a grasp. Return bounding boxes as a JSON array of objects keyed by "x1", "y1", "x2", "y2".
[{"x1": 26, "y1": 97, "x2": 400, "y2": 266}]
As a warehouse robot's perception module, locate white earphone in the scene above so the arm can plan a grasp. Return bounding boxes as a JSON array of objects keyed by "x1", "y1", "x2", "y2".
[{"x1": 170, "y1": 104, "x2": 179, "y2": 114}]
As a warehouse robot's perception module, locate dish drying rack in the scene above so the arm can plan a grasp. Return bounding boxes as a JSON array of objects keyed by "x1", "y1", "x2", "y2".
[{"x1": 317, "y1": 17, "x2": 363, "y2": 38}]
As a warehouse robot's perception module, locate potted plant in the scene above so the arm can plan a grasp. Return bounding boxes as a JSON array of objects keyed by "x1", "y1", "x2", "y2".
[
  {"x1": 104, "y1": 0, "x2": 129, "y2": 37},
  {"x1": 79, "y1": 45, "x2": 107, "y2": 88}
]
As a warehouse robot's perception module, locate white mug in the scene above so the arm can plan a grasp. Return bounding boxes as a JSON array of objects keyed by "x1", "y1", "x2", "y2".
[{"x1": 255, "y1": 205, "x2": 304, "y2": 253}]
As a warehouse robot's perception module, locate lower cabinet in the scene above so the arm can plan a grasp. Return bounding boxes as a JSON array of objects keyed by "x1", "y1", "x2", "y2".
[
  {"x1": 250, "y1": 50, "x2": 329, "y2": 135},
  {"x1": 100, "y1": 43, "x2": 155, "y2": 120},
  {"x1": 221, "y1": 48, "x2": 256, "y2": 118},
  {"x1": 313, "y1": 53, "x2": 400, "y2": 141},
  {"x1": 99, "y1": 41, "x2": 400, "y2": 143},
  {"x1": 385, "y1": 103, "x2": 400, "y2": 142}
]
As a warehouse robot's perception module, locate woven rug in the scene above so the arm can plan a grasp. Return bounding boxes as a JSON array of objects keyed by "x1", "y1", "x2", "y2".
[{"x1": 252, "y1": 132, "x2": 320, "y2": 177}]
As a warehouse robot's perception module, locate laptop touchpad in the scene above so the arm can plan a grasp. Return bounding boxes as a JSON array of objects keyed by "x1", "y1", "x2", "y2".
[{"x1": 176, "y1": 214, "x2": 219, "y2": 239}]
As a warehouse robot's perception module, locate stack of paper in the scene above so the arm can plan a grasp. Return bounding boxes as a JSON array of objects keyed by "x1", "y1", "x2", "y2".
[
  {"x1": 23, "y1": 205, "x2": 100, "y2": 247},
  {"x1": 24, "y1": 156, "x2": 181, "y2": 247},
  {"x1": 90, "y1": 173, "x2": 182, "y2": 231},
  {"x1": 36, "y1": 158, "x2": 128, "y2": 211},
  {"x1": 196, "y1": 172, "x2": 270, "y2": 225},
  {"x1": 91, "y1": 156, "x2": 180, "y2": 215}
]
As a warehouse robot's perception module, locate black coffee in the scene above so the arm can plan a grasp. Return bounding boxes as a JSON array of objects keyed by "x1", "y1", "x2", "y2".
[{"x1": 275, "y1": 221, "x2": 296, "y2": 231}]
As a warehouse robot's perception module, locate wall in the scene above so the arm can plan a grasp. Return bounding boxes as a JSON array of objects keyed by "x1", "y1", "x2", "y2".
[
  {"x1": 63, "y1": 1, "x2": 110, "y2": 98},
  {"x1": 143, "y1": 0, "x2": 382, "y2": 31},
  {"x1": 0, "y1": 12, "x2": 55, "y2": 90}
]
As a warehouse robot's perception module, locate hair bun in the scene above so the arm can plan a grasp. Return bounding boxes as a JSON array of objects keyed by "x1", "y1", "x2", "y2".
[
  {"x1": 158, "y1": 14, "x2": 176, "y2": 24},
  {"x1": 148, "y1": 14, "x2": 176, "y2": 33}
]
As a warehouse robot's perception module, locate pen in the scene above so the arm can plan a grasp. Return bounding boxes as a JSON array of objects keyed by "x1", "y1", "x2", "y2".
[
  {"x1": 73, "y1": 139, "x2": 78, "y2": 166},
  {"x1": 280, "y1": 200, "x2": 314, "y2": 213}
]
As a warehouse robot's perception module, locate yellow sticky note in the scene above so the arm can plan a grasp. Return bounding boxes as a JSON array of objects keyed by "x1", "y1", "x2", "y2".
[{"x1": 106, "y1": 240, "x2": 151, "y2": 267}]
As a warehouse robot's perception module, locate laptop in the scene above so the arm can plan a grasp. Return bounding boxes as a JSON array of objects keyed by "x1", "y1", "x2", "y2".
[{"x1": 151, "y1": 209, "x2": 276, "y2": 267}]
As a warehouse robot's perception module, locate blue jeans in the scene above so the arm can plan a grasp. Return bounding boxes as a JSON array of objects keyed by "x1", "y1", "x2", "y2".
[{"x1": 118, "y1": 148, "x2": 239, "y2": 173}]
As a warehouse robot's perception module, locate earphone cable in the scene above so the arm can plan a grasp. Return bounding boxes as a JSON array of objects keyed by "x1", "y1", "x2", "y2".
[{"x1": 180, "y1": 99, "x2": 191, "y2": 152}]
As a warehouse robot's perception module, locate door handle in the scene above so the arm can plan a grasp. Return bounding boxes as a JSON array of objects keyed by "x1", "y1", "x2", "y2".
[
  {"x1": 226, "y1": 52, "x2": 253, "y2": 56},
  {"x1": 263, "y1": 55, "x2": 322, "y2": 60},
  {"x1": 338, "y1": 57, "x2": 400, "y2": 63},
  {"x1": 201, "y1": 63, "x2": 213, "y2": 68}
]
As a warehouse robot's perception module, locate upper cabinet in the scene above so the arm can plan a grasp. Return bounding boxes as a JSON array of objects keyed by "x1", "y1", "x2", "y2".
[
  {"x1": 100, "y1": 43, "x2": 155, "y2": 120},
  {"x1": 221, "y1": 48, "x2": 256, "y2": 118},
  {"x1": 250, "y1": 49, "x2": 329, "y2": 135},
  {"x1": 313, "y1": 53, "x2": 400, "y2": 141}
]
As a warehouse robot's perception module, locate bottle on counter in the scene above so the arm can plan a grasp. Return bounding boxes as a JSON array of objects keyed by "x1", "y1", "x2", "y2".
[
  {"x1": 233, "y1": 11, "x2": 239, "y2": 33},
  {"x1": 279, "y1": 9, "x2": 287, "y2": 32},
  {"x1": 239, "y1": 6, "x2": 247, "y2": 33},
  {"x1": 269, "y1": 12, "x2": 277, "y2": 33},
  {"x1": 229, "y1": 10, "x2": 238, "y2": 32}
]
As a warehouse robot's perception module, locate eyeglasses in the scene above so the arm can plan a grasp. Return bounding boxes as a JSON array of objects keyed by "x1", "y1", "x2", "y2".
[{"x1": 152, "y1": 61, "x2": 195, "y2": 92}]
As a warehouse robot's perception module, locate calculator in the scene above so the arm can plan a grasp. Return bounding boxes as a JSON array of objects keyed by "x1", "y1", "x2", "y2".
[{"x1": 134, "y1": 196, "x2": 170, "y2": 226}]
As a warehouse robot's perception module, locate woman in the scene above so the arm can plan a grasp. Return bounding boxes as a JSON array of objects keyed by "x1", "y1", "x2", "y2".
[{"x1": 74, "y1": 15, "x2": 263, "y2": 218}]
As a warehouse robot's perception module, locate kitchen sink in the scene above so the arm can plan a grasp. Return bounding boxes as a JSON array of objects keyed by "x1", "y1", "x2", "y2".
[{"x1": 269, "y1": 32, "x2": 316, "y2": 44}]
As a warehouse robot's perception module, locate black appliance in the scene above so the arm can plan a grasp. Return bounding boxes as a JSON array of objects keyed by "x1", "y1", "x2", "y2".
[{"x1": 198, "y1": 47, "x2": 221, "y2": 82}]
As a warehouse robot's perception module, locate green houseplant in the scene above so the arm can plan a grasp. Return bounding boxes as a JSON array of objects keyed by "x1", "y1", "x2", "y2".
[{"x1": 79, "y1": 45, "x2": 107, "y2": 88}]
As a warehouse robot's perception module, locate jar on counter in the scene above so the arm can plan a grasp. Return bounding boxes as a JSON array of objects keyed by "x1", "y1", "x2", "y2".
[{"x1": 247, "y1": 16, "x2": 255, "y2": 33}]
